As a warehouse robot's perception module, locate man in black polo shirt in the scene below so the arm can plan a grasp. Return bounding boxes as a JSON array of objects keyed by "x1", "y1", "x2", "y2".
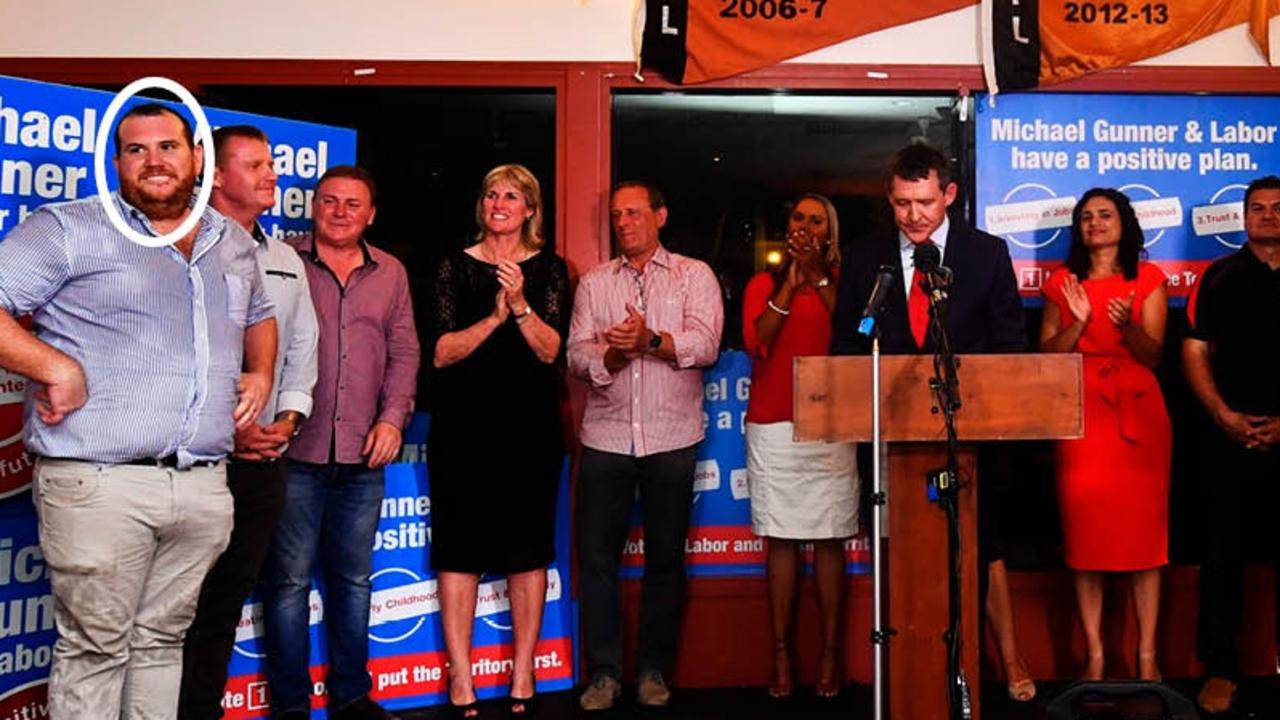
[{"x1": 1184, "y1": 174, "x2": 1280, "y2": 715}]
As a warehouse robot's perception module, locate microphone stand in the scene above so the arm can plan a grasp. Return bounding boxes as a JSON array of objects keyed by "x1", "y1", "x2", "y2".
[
  {"x1": 857, "y1": 264, "x2": 895, "y2": 720},
  {"x1": 923, "y1": 273, "x2": 970, "y2": 720},
  {"x1": 868, "y1": 331, "x2": 889, "y2": 720}
]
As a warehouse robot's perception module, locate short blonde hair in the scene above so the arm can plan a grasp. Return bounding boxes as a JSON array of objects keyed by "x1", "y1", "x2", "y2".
[{"x1": 474, "y1": 163, "x2": 545, "y2": 250}]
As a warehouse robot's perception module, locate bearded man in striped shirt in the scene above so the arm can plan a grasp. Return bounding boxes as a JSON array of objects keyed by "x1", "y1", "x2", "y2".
[{"x1": 0, "y1": 103, "x2": 277, "y2": 720}]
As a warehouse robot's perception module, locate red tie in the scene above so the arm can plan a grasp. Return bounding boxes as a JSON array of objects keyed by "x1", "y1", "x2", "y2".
[{"x1": 909, "y1": 268, "x2": 930, "y2": 348}]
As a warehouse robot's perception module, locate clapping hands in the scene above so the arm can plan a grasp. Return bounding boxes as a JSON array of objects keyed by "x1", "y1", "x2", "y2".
[
  {"x1": 497, "y1": 260, "x2": 526, "y2": 310},
  {"x1": 1061, "y1": 274, "x2": 1092, "y2": 325},
  {"x1": 786, "y1": 229, "x2": 826, "y2": 287},
  {"x1": 604, "y1": 303, "x2": 651, "y2": 357},
  {"x1": 1106, "y1": 291, "x2": 1135, "y2": 327}
]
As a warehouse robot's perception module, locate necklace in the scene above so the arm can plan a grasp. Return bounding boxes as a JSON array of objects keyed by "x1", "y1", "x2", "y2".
[{"x1": 478, "y1": 241, "x2": 529, "y2": 265}]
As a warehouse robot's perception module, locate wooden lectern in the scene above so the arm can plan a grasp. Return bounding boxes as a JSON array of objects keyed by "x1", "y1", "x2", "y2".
[{"x1": 794, "y1": 354, "x2": 1082, "y2": 720}]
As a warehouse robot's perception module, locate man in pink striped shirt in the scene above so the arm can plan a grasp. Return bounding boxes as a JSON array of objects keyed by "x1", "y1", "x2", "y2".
[{"x1": 568, "y1": 181, "x2": 723, "y2": 711}]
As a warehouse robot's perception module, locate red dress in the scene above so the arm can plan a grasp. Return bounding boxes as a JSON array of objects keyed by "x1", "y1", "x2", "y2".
[
  {"x1": 742, "y1": 270, "x2": 837, "y2": 423},
  {"x1": 1043, "y1": 263, "x2": 1171, "y2": 571}
]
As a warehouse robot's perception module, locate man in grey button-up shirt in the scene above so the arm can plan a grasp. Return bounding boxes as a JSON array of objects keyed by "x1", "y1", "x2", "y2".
[
  {"x1": 0, "y1": 103, "x2": 277, "y2": 720},
  {"x1": 179, "y1": 125, "x2": 319, "y2": 720}
]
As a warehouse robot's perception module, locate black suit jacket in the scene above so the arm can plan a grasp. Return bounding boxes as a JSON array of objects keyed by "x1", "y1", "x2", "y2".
[{"x1": 830, "y1": 220, "x2": 1027, "y2": 355}]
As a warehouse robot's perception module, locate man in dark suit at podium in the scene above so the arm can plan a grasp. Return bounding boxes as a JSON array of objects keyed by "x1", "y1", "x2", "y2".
[
  {"x1": 830, "y1": 142, "x2": 1024, "y2": 355},
  {"x1": 830, "y1": 142, "x2": 1036, "y2": 700}
]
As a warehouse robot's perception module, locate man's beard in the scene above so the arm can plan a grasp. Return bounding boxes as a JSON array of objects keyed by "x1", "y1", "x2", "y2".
[{"x1": 120, "y1": 169, "x2": 197, "y2": 222}]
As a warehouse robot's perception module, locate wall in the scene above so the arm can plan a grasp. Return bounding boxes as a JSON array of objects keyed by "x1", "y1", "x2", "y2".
[{"x1": 0, "y1": 2, "x2": 1271, "y2": 68}]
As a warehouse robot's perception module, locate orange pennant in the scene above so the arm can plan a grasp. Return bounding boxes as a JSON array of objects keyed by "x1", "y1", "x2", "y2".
[
  {"x1": 642, "y1": 0, "x2": 976, "y2": 85},
  {"x1": 1039, "y1": 0, "x2": 1248, "y2": 86},
  {"x1": 1250, "y1": 0, "x2": 1280, "y2": 63},
  {"x1": 988, "y1": 0, "x2": 1257, "y2": 91}
]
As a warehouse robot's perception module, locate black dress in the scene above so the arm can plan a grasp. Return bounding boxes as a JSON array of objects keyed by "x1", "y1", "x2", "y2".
[{"x1": 427, "y1": 249, "x2": 570, "y2": 573}]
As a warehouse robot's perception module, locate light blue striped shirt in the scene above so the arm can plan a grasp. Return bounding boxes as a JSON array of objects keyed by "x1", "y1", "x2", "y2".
[{"x1": 0, "y1": 194, "x2": 274, "y2": 467}]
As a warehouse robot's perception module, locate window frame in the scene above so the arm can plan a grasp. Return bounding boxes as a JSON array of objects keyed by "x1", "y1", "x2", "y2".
[{"x1": 8, "y1": 59, "x2": 1278, "y2": 280}]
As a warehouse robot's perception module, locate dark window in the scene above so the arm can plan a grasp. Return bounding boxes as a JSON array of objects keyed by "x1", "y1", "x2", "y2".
[
  {"x1": 612, "y1": 91, "x2": 959, "y2": 348},
  {"x1": 204, "y1": 86, "x2": 556, "y2": 409}
]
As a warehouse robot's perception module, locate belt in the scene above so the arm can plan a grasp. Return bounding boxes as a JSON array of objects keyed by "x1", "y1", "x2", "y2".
[
  {"x1": 123, "y1": 455, "x2": 219, "y2": 469},
  {"x1": 36, "y1": 455, "x2": 219, "y2": 469}
]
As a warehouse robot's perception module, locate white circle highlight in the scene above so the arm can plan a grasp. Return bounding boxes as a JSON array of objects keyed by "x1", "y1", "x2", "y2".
[
  {"x1": 93, "y1": 76, "x2": 215, "y2": 248},
  {"x1": 1209, "y1": 183, "x2": 1249, "y2": 204},
  {"x1": 999, "y1": 182, "x2": 1063, "y2": 250},
  {"x1": 1209, "y1": 183, "x2": 1248, "y2": 250},
  {"x1": 481, "y1": 616, "x2": 514, "y2": 632},
  {"x1": 367, "y1": 567, "x2": 426, "y2": 644},
  {"x1": 1117, "y1": 182, "x2": 1167, "y2": 248}
]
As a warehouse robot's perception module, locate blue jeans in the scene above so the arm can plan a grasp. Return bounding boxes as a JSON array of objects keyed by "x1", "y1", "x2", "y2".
[{"x1": 264, "y1": 461, "x2": 385, "y2": 713}]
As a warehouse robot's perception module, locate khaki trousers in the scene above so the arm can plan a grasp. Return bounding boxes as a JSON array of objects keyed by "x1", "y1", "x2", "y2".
[{"x1": 34, "y1": 458, "x2": 233, "y2": 720}]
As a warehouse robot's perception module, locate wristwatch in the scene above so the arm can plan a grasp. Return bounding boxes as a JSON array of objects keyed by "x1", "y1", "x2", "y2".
[
  {"x1": 815, "y1": 276, "x2": 831, "y2": 289},
  {"x1": 276, "y1": 410, "x2": 305, "y2": 438},
  {"x1": 647, "y1": 331, "x2": 663, "y2": 353}
]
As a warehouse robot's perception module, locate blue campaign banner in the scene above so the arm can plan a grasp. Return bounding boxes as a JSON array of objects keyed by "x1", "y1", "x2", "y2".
[
  {"x1": 0, "y1": 73, "x2": 355, "y2": 242},
  {"x1": 974, "y1": 93, "x2": 1280, "y2": 302},
  {"x1": 221, "y1": 413, "x2": 576, "y2": 718},
  {"x1": 0, "y1": 503, "x2": 55, "y2": 720},
  {"x1": 619, "y1": 350, "x2": 871, "y2": 578},
  {"x1": 0, "y1": 73, "x2": 356, "y2": 719}
]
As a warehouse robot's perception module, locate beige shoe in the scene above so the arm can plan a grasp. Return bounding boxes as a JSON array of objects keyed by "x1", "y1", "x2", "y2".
[
  {"x1": 1197, "y1": 676, "x2": 1237, "y2": 714},
  {"x1": 637, "y1": 670, "x2": 672, "y2": 707},
  {"x1": 579, "y1": 674, "x2": 621, "y2": 711}
]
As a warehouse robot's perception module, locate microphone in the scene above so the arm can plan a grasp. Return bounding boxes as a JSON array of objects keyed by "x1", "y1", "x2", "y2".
[
  {"x1": 912, "y1": 242, "x2": 951, "y2": 301},
  {"x1": 857, "y1": 265, "x2": 896, "y2": 337}
]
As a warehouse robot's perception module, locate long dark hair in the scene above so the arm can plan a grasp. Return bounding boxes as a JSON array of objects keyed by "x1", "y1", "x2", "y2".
[{"x1": 1065, "y1": 188, "x2": 1142, "y2": 281}]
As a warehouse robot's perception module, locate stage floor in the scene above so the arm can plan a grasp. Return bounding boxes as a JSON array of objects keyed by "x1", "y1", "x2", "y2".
[{"x1": 397, "y1": 677, "x2": 1280, "y2": 719}]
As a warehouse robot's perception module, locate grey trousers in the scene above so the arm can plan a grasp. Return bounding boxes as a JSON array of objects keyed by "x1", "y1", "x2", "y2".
[{"x1": 34, "y1": 459, "x2": 233, "y2": 720}]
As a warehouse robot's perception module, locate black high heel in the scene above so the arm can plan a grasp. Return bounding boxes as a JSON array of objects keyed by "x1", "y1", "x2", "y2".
[
  {"x1": 447, "y1": 663, "x2": 480, "y2": 720},
  {"x1": 510, "y1": 671, "x2": 537, "y2": 717},
  {"x1": 509, "y1": 694, "x2": 537, "y2": 717},
  {"x1": 449, "y1": 700, "x2": 480, "y2": 720}
]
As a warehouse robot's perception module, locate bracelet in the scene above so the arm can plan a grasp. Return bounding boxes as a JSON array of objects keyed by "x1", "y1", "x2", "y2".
[{"x1": 767, "y1": 300, "x2": 791, "y2": 316}]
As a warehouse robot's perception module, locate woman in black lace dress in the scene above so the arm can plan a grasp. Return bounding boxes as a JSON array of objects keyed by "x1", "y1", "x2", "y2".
[{"x1": 429, "y1": 164, "x2": 570, "y2": 717}]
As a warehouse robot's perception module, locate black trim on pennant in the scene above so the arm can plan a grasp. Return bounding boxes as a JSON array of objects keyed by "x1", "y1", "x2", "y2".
[
  {"x1": 993, "y1": 0, "x2": 1040, "y2": 91},
  {"x1": 641, "y1": 0, "x2": 689, "y2": 84}
]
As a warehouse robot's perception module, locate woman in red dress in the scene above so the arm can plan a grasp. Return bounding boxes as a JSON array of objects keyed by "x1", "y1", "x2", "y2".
[
  {"x1": 743, "y1": 194, "x2": 857, "y2": 699},
  {"x1": 1040, "y1": 187, "x2": 1171, "y2": 681}
]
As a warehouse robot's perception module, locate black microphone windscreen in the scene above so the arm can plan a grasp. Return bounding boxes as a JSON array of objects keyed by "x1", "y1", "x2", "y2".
[
  {"x1": 912, "y1": 242, "x2": 941, "y2": 270},
  {"x1": 860, "y1": 265, "x2": 897, "y2": 319}
]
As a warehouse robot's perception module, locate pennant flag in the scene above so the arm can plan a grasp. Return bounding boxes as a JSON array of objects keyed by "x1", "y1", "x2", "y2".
[
  {"x1": 985, "y1": 0, "x2": 1253, "y2": 94},
  {"x1": 640, "y1": 0, "x2": 976, "y2": 85},
  {"x1": 1249, "y1": 0, "x2": 1280, "y2": 63}
]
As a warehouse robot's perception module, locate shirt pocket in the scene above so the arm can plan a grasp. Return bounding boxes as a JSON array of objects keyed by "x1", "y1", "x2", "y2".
[
  {"x1": 264, "y1": 272, "x2": 297, "y2": 319},
  {"x1": 651, "y1": 284, "x2": 687, "y2": 335},
  {"x1": 224, "y1": 272, "x2": 251, "y2": 328}
]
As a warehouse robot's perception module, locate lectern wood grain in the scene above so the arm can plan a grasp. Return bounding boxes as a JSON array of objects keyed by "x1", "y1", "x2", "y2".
[{"x1": 793, "y1": 354, "x2": 1083, "y2": 442}]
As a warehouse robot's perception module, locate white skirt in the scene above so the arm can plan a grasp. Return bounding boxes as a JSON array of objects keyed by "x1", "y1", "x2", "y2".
[{"x1": 746, "y1": 421, "x2": 859, "y2": 540}]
